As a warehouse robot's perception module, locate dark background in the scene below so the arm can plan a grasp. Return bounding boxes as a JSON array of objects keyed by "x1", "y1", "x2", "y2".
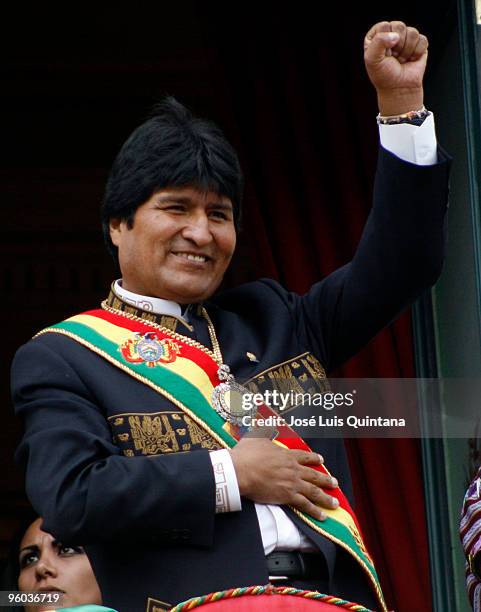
[{"x1": 1, "y1": 2, "x2": 456, "y2": 609}]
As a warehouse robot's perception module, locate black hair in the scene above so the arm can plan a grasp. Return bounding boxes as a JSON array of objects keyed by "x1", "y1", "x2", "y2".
[
  {"x1": 0, "y1": 512, "x2": 95, "y2": 612},
  {"x1": 0, "y1": 509, "x2": 38, "y2": 612},
  {"x1": 101, "y1": 96, "x2": 243, "y2": 264}
]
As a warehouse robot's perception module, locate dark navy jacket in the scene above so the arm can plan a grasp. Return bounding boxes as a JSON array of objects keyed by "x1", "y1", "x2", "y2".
[{"x1": 11, "y1": 148, "x2": 450, "y2": 611}]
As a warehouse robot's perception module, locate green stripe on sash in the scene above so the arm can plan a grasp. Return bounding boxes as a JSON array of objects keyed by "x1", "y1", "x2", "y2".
[
  {"x1": 53, "y1": 319, "x2": 234, "y2": 447},
  {"x1": 42, "y1": 314, "x2": 386, "y2": 611}
]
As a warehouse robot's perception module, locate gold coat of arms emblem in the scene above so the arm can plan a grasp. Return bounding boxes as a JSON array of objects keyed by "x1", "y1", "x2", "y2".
[{"x1": 120, "y1": 332, "x2": 181, "y2": 367}]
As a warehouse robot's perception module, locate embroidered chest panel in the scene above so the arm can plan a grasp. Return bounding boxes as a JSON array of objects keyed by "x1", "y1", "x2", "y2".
[
  {"x1": 108, "y1": 411, "x2": 221, "y2": 457},
  {"x1": 107, "y1": 352, "x2": 327, "y2": 457},
  {"x1": 244, "y1": 352, "x2": 328, "y2": 396}
]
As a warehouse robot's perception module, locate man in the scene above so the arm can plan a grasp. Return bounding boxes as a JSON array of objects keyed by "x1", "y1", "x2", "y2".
[{"x1": 12, "y1": 21, "x2": 449, "y2": 612}]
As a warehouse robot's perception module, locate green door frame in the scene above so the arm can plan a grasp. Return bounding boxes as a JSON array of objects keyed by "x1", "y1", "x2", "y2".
[{"x1": 413, "y1": 1, "x2": 481, "y2": 609}]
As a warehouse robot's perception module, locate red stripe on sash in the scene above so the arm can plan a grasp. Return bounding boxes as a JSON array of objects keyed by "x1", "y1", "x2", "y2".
[
  {"x1": 86, "y1": 309, "x2": 219, "y2": 384},
  {"x1": 88, "y1": 308, "x2": 363, "y2": 535}
]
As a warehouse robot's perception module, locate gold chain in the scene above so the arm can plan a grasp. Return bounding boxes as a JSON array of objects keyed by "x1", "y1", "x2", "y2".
[
  {"x1": 101, "y1": 300, "x2": 225, "y2": 366},
  {"x1": 201, "y1": 307, "x2": 224, "y2": 364}
]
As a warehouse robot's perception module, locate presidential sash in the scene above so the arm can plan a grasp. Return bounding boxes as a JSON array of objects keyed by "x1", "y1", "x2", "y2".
[{"x1": 38, "y1": 308, "x2": 386, "y2": 612}]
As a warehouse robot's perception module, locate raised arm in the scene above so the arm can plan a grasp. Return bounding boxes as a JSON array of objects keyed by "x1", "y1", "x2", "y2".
[{"x1": 299, "y1": 22, "x2": 450, "y2": 370}]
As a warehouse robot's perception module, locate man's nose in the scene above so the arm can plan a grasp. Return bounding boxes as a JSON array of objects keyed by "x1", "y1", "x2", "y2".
[
  {"x1": 35, "y1": 558, "x2": 58, "y2": 581},
  {"x1": 181, "y1": 214, "x2": 212, "y2": 246}
]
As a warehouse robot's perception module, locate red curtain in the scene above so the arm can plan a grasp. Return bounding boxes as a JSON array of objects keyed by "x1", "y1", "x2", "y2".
[{"x1": 201, "y1": 7, "x2": 434, "y2": 610}]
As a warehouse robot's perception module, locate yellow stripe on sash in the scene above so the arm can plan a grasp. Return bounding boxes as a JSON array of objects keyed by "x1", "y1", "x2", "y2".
[
  {"x1": 70, "y1": 314, "x2": 132, "y2": 344},
  {"x1": 322, "y1": 505, "x2": 358, "y2": 532},
  {"x1": 68, "y1": 314, "x2": 214, "y2": 405}
]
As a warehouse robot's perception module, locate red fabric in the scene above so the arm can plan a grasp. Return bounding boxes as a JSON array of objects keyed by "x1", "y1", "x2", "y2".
[
  {"x1": 174, "y1": 593, "x2": 367, "y2": 611},
  {"x1": 199, "y1": 9, "x2": 433, "y2": 611},
  {"x1": 86, "y1": 309, "x2": 220, "y2": 380}
]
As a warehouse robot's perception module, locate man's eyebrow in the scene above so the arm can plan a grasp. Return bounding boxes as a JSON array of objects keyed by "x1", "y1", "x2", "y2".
[
  {"x1": 156, "y1": 195, "x2": 233, "y2": 209},
  {"x1": 156, "y1": 195, "x2": 192, "y2": 204},
  {"x1": 210, "y1": 201, "x2": 233, "y2": 209}
]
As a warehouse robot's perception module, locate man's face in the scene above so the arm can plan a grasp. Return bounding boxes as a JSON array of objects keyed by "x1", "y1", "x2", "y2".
[{"x1": 110, "y1": 186, "x2": 237, "y2": 304}]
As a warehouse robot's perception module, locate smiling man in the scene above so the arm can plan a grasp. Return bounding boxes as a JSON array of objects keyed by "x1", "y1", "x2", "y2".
[
  {"x1": 12, "y1": 22, "x2": 450, "y2": 612},
  {"x1": 109, "y1": 188, "x2": 237, "y2": 304}
]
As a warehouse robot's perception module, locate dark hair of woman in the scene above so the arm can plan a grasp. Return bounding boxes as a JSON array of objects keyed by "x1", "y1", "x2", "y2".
[{"x1": 0, "y1": 508, "x2": 38, "y2": 612}]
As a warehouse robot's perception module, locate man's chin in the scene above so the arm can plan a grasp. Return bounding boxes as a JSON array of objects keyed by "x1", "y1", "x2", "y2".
[
  {"x1": 175, "y1": 292, "x2": 213, "y2": 305},
  {"x1": 165, "y1": 280, "x2": 220, "y2": 304}
]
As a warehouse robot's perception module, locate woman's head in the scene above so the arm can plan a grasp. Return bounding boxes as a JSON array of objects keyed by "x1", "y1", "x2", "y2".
[{"x1": 17, "y1": 518, "x2": 102, "y2": 612}]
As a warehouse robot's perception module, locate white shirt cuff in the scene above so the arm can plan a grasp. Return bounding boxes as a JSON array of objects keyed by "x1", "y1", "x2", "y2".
[
  {"x1": 379, "y1": 112, "x2": 438, "y2": 166},
  {"x1": 209, "y1": 449, "x2": 242, "y2": 513}
]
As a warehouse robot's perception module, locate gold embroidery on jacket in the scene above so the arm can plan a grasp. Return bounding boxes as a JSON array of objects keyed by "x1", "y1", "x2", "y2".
[
  {"x1": 159, "y1": 315, "x2": 178, "y2": 332},
  {"x1": 302, "y1": 353, "x2": 328, "y2": 383},
  {"x1": 146, "y1": 597, "x2": 171, "y2": 612},
  {"x1": 129, "y1": 414, "x2": 179, "y2": 454},
  {"x1": 267, "y1": 363, "x2": 305, "y2": 395},
  {"x1": 109, "y1": 411, "x2": 220, "y2": 456},
  {"x1": 244, "y1": 352, "x2": 327, "y2": 395},
  {"x1": 184, "y1": 414, "x2": 219, "y2": 450}
]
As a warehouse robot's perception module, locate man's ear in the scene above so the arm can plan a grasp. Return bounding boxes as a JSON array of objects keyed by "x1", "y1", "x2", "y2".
[{"x1": 109, "y1": 218, "x2": 123, "y2": 247}]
